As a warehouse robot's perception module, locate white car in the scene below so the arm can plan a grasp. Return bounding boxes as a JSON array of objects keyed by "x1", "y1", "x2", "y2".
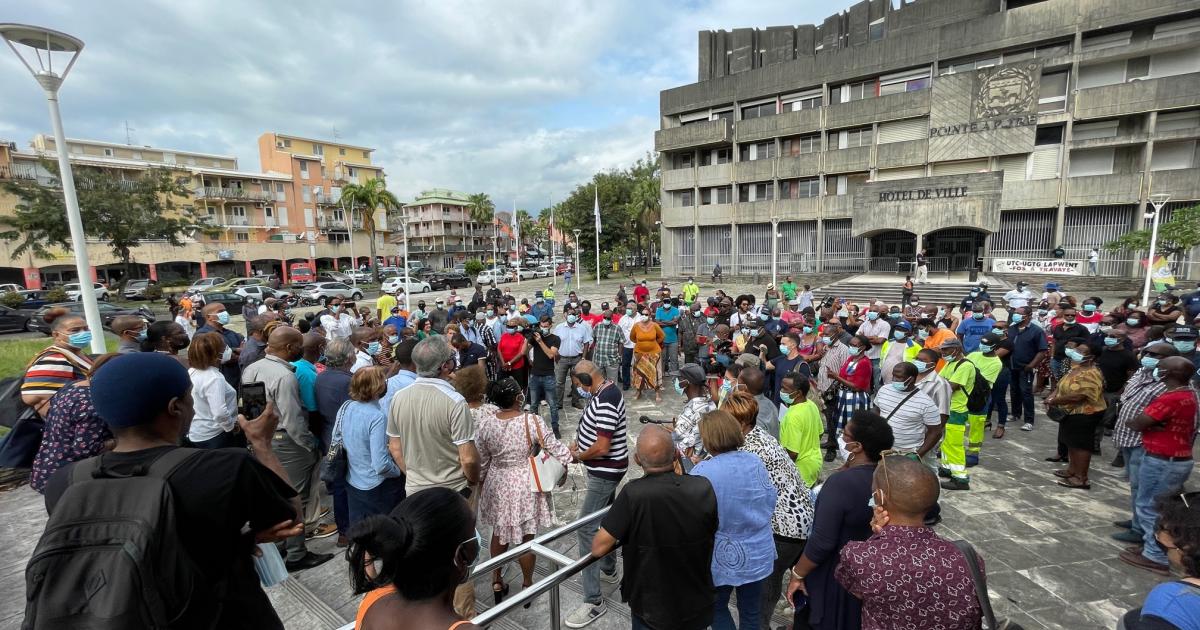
[
  {"x1": 476, "y1": 269, "x2": 510, "y2": 285},
  {"x1": 380, "y1": 276, "x2": 431, "y2": 294},
  {"x1": 534, "y1": 265, "x2": 554, "y2": 278},
  {"x1": 188, "y1": 277, "x2": 225, "y2": 291},
  {"x1": 515, "y1": 267, "x2": 539, "y2": 281},
  {"x1": 298, "y1": 282, "x2": 363, "y2": 305},
  {"x1": 234, "y1": 285, "x2": 291, "y2": 301},
  {"x1": 63, "y1": 282, "x2": 109, "y2": 302}
]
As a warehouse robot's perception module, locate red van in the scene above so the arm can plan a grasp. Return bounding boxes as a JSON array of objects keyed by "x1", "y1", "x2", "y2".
[{"x1": 289, "y1": 263, "x2": 315, "y2": 284}]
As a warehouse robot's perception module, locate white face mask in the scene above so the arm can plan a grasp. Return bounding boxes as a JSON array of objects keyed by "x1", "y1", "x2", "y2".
[{"x1": 220, "y1": 346, "x2": 233, "y2": 363}]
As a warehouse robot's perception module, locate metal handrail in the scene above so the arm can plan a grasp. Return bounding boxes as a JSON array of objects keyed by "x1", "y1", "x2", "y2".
[{"x1": 334, "y1": 506, "x2": 611, "y2": 630}]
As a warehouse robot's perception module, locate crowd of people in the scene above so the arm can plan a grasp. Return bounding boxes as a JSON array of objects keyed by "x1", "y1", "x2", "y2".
[{"x1": 12, "y1": 273, "x2": 1200, "y2": 630}]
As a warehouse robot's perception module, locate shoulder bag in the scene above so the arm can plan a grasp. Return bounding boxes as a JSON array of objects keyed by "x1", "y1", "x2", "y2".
[
  {"x1": 319, "y1": 400, "x2": 351, "y2": 484},
  {"x1": 953, "y1": 540, "x2": 1025, "y2": 630},
  {"x1": 525, "y1": 413, "x2": 566, "y2": 493},
  {"x1": 882, "y1": 388, "x2": 921, "y2": 422}
]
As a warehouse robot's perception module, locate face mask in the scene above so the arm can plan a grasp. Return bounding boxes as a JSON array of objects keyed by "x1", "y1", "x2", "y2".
[
  {"x1": 132, "y1": 328, "x2": 148, "y2": 342},
  {"x1": 475, "y1": 314, "x2": 486, "y2": 322},
  {"x1": 740, "y1": 328, "x2": 750, "y2": 337},
  {"x1": 937, "y1": 322, "x2": 948, "y2": 330},
  {"x1": 991, "y1": 328, "x2": 1004, "y2": 335},
  {"x1": 912, "y1": 359, "x2": 932, "y2": 373},
  {"x1": 703, "y1": 317, "x2": 714, "y2": 326},
  {"x1": 540, "y1": 326, "x2": 551, "y2": 334},
  {"x1": 506, "y1": 326, "x2": 517, "y2": 333},
  {"x1": 936, "y1": 309, "x2": 946, "y2": 319},
  {"x1": 803, "y1": 326, "x2": 813, "y2": 334},
  {"x1": 566, "y1": 315, "x2": 578, "y2": 324},
  {"x1": 837, "y1": 309, "x2": 849, "y2": 318},
  {"x1": 847, "y1": 346, "x2": 862, "y2": 356},
  {"x1": 1063, "y1": 317, "x2": 1076, "y2": 324},
  {"x1": 692, "y1": 310, "x2": 702, "y2": 318},
  {"x1": 910, "y1": 301, "x2": 919, "y2": 305},
  {"x1": 626, "y1": 309, "x2": 634, "y2": 316},
  {"x1": 366, "y1": 342, "x2": 382, "y2": 356},
  {"x1": 1083, "y1": 304, "x2": 1097, "y2": 312},
  {"x1": 918, "y1": 330, "x2": 930, "y2": 340},
  {"x1": 388, "y1": 335, "x2": 400, "y2": 344},
  {"x1": 487, "y1": 310, "x2": 495, "y2": 317},
  {"x1": 1012, "y1": 314, "x2": 1024, "y2": 323},
  {"x1": 1156, "y1": 299, "x2": 1166, "y2": 306},
  {"x1": 1099, "y1": 325, "x2": 1113, "y2": 333},
  {"x1": 673, "y1": 379, "x2": 686, "y2": 396},
  {"x1": 1104, "y1": 337, "x2": 1119, "y2": 347},
  {"x1": 1064, "y1": 348, "x2": 1084, "y2": 362},
  {"x1": 576, "y1": 386, "x2": 593, "y2": 400},
  {"x1": 67, "y1": 330, "x2": 93, "y2": 348},
  {"x1": 866, "y1": 312, "x2": 879, "y2": 321},
  {"x1": 979, "y1": 344, "x2": 993, "y2": 353},
  {"x1": 1153, "y1": 367, "x2": 1163, "y2": 381},
  {"x1": 1173, "y1": 340, "x2": 1196, "y2": 353},
  {"x1": 888, "y1": 312, "x2": 901, "y2": 319},
  {"x1": 220, "y1": 346, "x2": 233, "y2": 363},
  {"x1": 891, "y1": 382, "x2": 908, "y2": 391},
  {"x1": 1141, "y1": 356, "x2": 1160, "y2": 369},
  {"x1": 1127, "y1": 318, "x2": 1141, "y2": 326},
  {"x1": 820, "y1": 336, "x2": 831, "y2": 345},
  {"x1": 893, "y1": 330, "x2": 906, "y2": 340},
  {"x1": 750, "y1": 329, "x2": 761, "y2": 337},
  {"x1": 780, "y1": 392, "x2": 795, "y2": 405},
  {"x1": 971, "y1": 313, "x2": 985, "y2": 320},
  {"x1": 216, "y1": 311, "x2": 230, "y2": 325}
]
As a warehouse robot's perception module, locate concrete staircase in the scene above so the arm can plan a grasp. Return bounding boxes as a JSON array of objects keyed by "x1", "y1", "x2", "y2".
[{"x1": 811, "y1": 275, "x2": 1012, "y2": 306}]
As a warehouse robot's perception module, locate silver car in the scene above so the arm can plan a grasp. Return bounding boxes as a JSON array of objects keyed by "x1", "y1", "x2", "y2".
[{"x1": 298, "y1": 282, "x2": 363, "y2": 305}]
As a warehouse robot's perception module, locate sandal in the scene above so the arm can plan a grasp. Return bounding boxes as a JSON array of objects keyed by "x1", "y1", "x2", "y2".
[
  {"x1": 1052, "y1": 469, "x2": 1072, "y2": 479},
  {"x1": 522, "y1": 581, "x2": 533, "y2": 609},
  {"x1": 493, "y1": 579, "x2": 509, "y2": 605},
  {"x1": 1057, "y1": 477, "x2": 1091, "y2": 490},
  {"x1": 992, "y1": 426, "x2": 1005, "y2": 439},
  {"x1": 1045, "y1": 455, "x2": 1067, "y2": 463}
]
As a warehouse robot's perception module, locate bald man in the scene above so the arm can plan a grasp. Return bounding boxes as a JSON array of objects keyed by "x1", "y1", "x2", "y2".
[
  {"x1": 196, "y1": 302, "x2": 245, "y2": 386},
  {"x1": 591, "y1": 426, "x2": 719, "y2": 629},
  {"x1": 242, "y1": 325, "x2": 333, "y2": 571},
  {"x1": 111, "y1": 314, "x2": 147, "y2": 354},
  {"x1": 567, "y1": 358, "x2": 629, "y2": 626},
  {"x1": 833, "y1": 456, "x2": 984, "y2": 628}
]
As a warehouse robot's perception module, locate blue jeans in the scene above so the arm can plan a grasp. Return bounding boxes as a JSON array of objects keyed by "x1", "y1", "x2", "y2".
[
  {"x1": 321, "y1": 417, "x2": 350, "y2": 536},
  {"x1": 1009, "y1": 365, "x2": 1035, "y2": 425},
  {"x1": 713, "y1": 578, "x2": 766, "y2": 630},
  {"x1": 578, "y1": 473, "x2": 620, "y2": 605},
  {"x1": 987, "y1": 367, "x2": 1011, "y2": 425},
  {"x1": 621, "y1": 347, "x2": 634, "y2": 389},
  {"x1": 1136, "y1": 453, "x2": 1194, "y2": 564},
  {"x1": 870, "y1": 358, "x2": 881, "y2": 390},
  {"x1": 528, "y1": 373, "x2": 559, "y2": 432},
  {"x1": 662, "y1": 341, "x2": 679, "y2": 376},
  {"x1": 346, "y1": 475, "x2": 406, "y2": 527},
  {"x1": 1123, "y1": 446, "x2": 1145, "y2": 532}
]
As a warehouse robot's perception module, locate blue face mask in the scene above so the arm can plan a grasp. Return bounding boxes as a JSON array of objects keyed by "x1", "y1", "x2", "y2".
[
  {"x1": 1011, "y1": 314, "x2": 1024, "y2": 324},
  {"x1": 216, "y1": 311, "x2": 231, "y2": 325},
  {"x1": 979, "y1": 344, "x2": 993, "y2": 353},
  {"x1": 673, "y1": 379, "x2": 686, "y2": 396},
  {"x1": 366, "y1": 341, "x2": 382, "y2": 356},
  {"x1": 1153, "y1": 367, "x2": 1163, "y2": 381},
  {"x1": 918, "y1": 330, "x2": 930, "y2": 340},
  {"x1": 847, "y1": 346, "x2": 862, "y2": 356},
  {"x1": 506, "y1": 326, "x2": 516, "y2": 333},
  {"x1": 820, "y1": 336, "x2": 831, "y2": 345},
  {"x1": 750, "y1": 329, "x2": 760, "y2": 337},
  {"x1": 1173, "y1": 340, "x2": 1196, "y2": 353},
  {"x1": 1127, "y1": 318, "x2": 1141, "y2": 326},
  {"x1": 388, "y1": 335, "x2": 400, "y2": 345},
  {"x1": 1104, "y1": 337, "x2": 1119, "y2": 347},
  {"x1": 866, "y1": 312, "x2": 879, "y2": 321},
  {"x1": 890, "y1": 382, "x2": 907, "y2": 391},
  {"x1": 972, "y1": 313, "x2": 984, "y2": 320},
  {"x1": 1141, "y1": 356, "x2": 1160, "y2": 369},
  {"x1": 780, "y1": 392, "x2": 795, "y2": 405},
  {"x1": 888, "y1": 312, "x2": 901, "y2": 319},
  {"x1": 576, "y1": 386, "x2": 593, "y2": 399},
  {"x1": 567, "y1": 315, "x2": 578, "y2": 324},
  {"x1": 991, "y1": 328, "x2": 1004, "y2": 335},
  {"x1": 893, "y1": 330, "x2": 906, "y2": 340},
  {"x1": 67, "y1": 330, "x2": 93, "y2": 348},
  {"x1": 803, "y1": 326, "x2": 813, "y2": 334},
  {"x1": 706, "y1": 317, "x2": 716, "y2": 325},
  {"x1": 912, "y1": 359, "x2": 931, "y2": 373},
  {"x1": 1083, "y1": 304, "x2": 1097, "y2": 312},
  {"x1": 135, "y1": 329, "x2": 148, "y2": 342},
  {"x1": 1065, "y1": 348, "x2": 1084, "y2": 362}
]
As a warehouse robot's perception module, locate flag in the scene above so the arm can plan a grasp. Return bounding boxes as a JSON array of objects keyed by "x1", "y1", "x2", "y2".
[
  {"x1": 593, "y1": 188, "x2": 602, "y2": 234},
  {"x1": 1149, "y1": 255, "x2": 1176, "y2": 290}
]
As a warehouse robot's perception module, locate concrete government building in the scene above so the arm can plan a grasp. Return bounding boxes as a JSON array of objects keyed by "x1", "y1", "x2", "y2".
[{"x1": 656, "y1": 0, "x2": 1200, "y2": 282}]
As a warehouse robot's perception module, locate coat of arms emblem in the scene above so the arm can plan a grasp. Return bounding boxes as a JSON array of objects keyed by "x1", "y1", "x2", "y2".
[{"x1": 973, "y1": 64, "x2": 1037, "y2": 120}]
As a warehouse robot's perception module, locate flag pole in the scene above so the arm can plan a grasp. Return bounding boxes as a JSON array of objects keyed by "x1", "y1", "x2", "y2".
[
  {"x1": 549, "y1": 194, "x2": 556, "y2": 290},
  {"x1": 513, "y1": 199, "x2": 520, "y2": 286},
  {"x1": 594, "y1": 187, "x2": 601, "y2": 286}
]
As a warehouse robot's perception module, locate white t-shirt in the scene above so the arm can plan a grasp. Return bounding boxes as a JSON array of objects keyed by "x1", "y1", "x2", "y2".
[
  {"x1": 874, "y1": 384, "x2": 942, "y2": 450},
  {"x1": 915, "y1": 372, "x2": 952, "y2": 417}
]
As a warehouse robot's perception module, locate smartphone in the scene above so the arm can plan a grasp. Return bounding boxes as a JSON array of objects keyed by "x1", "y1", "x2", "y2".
[
  {"x1": 792, "y1": 590, "x2": 808, "y2": 611},
  {"x1": 240, "y1": 381, "x2": 268, "y2": 419}
]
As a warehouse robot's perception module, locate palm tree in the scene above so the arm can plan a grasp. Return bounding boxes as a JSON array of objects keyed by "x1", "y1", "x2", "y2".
[
  {"x1": 467, "y1": 192, "x2": 496, "y2": 262},
  {"x1": 340, "y1": 178, "x2": 400, "y2": 281},
  {"x1": 626, "y1": 174, "x2": 661, "y2": 273}
]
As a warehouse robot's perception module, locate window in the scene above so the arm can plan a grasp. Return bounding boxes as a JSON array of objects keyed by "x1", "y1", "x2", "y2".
[
  {"x1": 1068, "y1": 147, "x2": 1115, "y2": 177},
  {"x1": 339, "y1": 147, "x2": 346, "y2": 156},
  {"x1": 879, "y1": 69, "x2": 931, "y2": 96},
  {"x1": 1082, "y1": 30, "x2": 1131, "y2": 52},
  {"x1": 679, "y1": 110, "x2": 710, "y2": 126},
  {"x1": 299, "y1": 162, "x2": 309, "y2": 179},
  {"x1": 313, "y1": 144, "x2": 323, "y2": 156},
  {"x1": 236, "y1": 233, "x2": 249, "y2": 242},
  {"x1": 1154, "y1": 17, "x2": 1200, "y2": 39},
  {"x1": 103, "y1": 148, "x2": 114, "y2": 157},
  {"x1": 231, "y1": 206, "x2": 246, "y2": 218},
  {"x1": 739, "y1": 141, "x2": 776, "y2": 161},
  {"x1": 1035, "y1": 125, "x2": 1064, "y2": 145},
  {"x1": 1038, "y1": 70, "x2": 1069, "y2": 112},
  {"x1": 1150, "y1": 140, "x2": 1197, "y2": 171},
  {"x1": 782, "y1": 90, "x2": 822, "y2": 112},
  {"x1": 700, "y1": 148, "x2": 732, "y2": 166},
  {"x1": 869, "y1": 18, "x2": 885, "y2": 41},
  {"x1": 826, "y1": 173, "x2": 869, "y2": 195},
  {"x1": 782, "y1": 133, "x2": 821, "y2": 156},
  {"x1": 302, "y1": 185, "x2": 312, "y2": 202},
  {"x1": 832, "y1": 80, "x2": 876, "y2": 104},
  {"x1": 672, "y1": 190, "x2": 694, "y2": 207},
  {"x1": 700, "y1": 186, "x2": 732, "y2": 205},
  {"x1": 1072, "y1": 120, "x2": 1119, "y2": 140},
  {"x1": 347, "y1": 166, "x2": 358, "y2": 178},
  {"x1": 835, "y1": 126, "x2": 874, "y2": 149},
  {"x1": 673, "y1": 152, "x2": 695, "y2": 169},
  {"x1": 741, "y1": 101, "x2": 777, "y2": 120},
  {"x1": 362, "y1": 151, "x2": 369, "y2": 159},
  {"x1": 282, "y1": 138, "x2": 292, "y2": 148},
  {"x1": 711, "y1": 109, "x2": 734, "y2": 121},
  {"x1": 779, "y1": 177, "x2": 820, "y2": 199},
  {"x1": 938, "y1": 55, "x2": 1000, "y2": 76},
  {"x1": 1157, "y1": 109, "x2": 1200, "y2": 132},
  {"x1": 737, "y1": 181, "x2": 774, "y2": 203},
  {"x1": 329, "y1": 232, "x2": 349, "y2": 244},
  {"x1": 276, "y1": 182, "x2": 285, "y2": 193}
]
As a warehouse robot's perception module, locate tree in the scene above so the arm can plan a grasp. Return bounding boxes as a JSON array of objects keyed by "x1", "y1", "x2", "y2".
[
  {"x1": 464, "y1": 259, "x2": 484, "y2": 277},
  {"x1": 340, "y1": 178, "x2": 400, "y2": 282},
  {"x1": 1104, "y1": 204, "x2": 1200, "y2": 260},
  {"x1": 626, "y1": 154, "x2": 661, "y2": 273},
  {"x1": 467, "y1": 192, "x2": 495, "y2": 228},
  {"x1": 0, "y1": 161, "x2": 216, "y2": 291}
]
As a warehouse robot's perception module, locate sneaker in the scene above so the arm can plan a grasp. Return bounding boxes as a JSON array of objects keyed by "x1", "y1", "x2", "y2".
[
  {"x1": 1020, "y1": 423, "x2": 1034, "y2": 431},
  {"x1": 1112, "y1": 530, "x2": 1144, "y2": 543},
  {"x1": 307, "y1": 523, "x2": 338, "y2": 540},
  {"x1": 938, "y1": 467, "x2": 951, "y2": 479},
  {"x1": 1114, "y1": 519, "x2": 1133, "y2": 529},
  {"x1": 823, "y1": 450, "x2": 836, "y2": 463},
  {"x1": 565, "y1": 602, "x2": 607, "y2": 628},
  {"x1": 1119, "y1": 549, "x2": 1169, "y2": 576},
  {"x1": 941, "y1": 478, "x2": 970, "y2": 491},
  {"x1": 316, "y1": 506, "x2": 332, "y2": 521},
  {"x1": 599, "y1": 566, "x2": 621, "y2": 584}
]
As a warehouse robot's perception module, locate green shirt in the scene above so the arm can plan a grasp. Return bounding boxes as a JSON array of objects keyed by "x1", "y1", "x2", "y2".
[
  {"x1": 781, "y1": 282, "x2": 798, "y2": 301},
  {"x1": 682, "y1": 282, "x2": 700, "y2": 304},
  {"x1": 966, "y1": 352, "x2": 1002, "y2": 385},
  {"x1": 940, "y1": 358, "x2": 975, "y2": 414},
  {"x1": 778, "y1": 399, "x2": 824, "y2": 487}
]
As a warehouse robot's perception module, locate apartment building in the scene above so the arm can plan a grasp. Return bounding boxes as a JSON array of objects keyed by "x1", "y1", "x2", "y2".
[
  {"x1": 397, "y1": 189, "x2": 513, "y2": 268},
  {"x1": 0, "y1": 133, "x2": 397, "y2": 288},
  {"x1": 656, "y1": 0, "x2": 1200, "y2": 280}
]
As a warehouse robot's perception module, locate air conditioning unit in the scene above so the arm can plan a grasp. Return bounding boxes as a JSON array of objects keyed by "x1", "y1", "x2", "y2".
[
  {"x1": 251, "y1": 178, "x2": 261, "y2": 184},
  {"x1": 276, "y1": 141, "x2": 285, "y2": 148}
]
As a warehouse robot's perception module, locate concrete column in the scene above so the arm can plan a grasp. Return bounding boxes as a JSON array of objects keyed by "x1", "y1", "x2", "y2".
[
  {"x1": 280, "y1": 259, "x2": 289, "y2": 285},
  {"x1": 244, "y1": 260, "x2": 252, "y2": 277},
  {"x1": 693, "y1": 224, "x2": 701, "y2": 278},
  {"x1": 729, "y1": 222, "x2": 739, "y2": 276},
  {"x1": 148, "y1": 263, "x2": 158, "y2": 282},
  {"x1": 309, "y1": 258, "x2": 317, "y2": 274},
  {"x1": 89, "y1": 266, "x2": 98, "y2": 282},
  {"x1": 23, "y1": 267, "x2": 41, "y2": 290},
  {"x1": 332, "y1": 258, "x2": 339, "y2": 271},
  {"x1": 1133, "y1": 111, "x2": 1159, "y2": 279},
  {"x1": 199, "y1": 261, "x2": 208, "y2": 278},
  {"x1": 815, "y1": 218, "x2": 825, "y2": 272}
]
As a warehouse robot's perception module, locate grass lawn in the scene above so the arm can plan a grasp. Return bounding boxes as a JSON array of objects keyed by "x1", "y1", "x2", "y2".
[{"x1": 0, "y1": 335, "x2": 117, "y2": 380}]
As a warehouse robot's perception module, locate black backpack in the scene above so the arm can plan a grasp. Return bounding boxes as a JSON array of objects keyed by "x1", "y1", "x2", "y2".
[
  {"x1": 23, "y1": 448, "x2": 211, "y2": 629},
  {"x1": 957, "y1": 359, "x2": 993, "y2": 414}
]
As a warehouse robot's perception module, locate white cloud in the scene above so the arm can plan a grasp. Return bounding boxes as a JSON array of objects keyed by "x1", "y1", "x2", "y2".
[{"x1": 2, "y1": 0, "x2": 832, "y2": 208}]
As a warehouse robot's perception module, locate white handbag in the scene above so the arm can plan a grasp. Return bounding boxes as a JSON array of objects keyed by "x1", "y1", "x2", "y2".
[{"x1": 524, "y1": 413, "x2": 566, "y2": 493}]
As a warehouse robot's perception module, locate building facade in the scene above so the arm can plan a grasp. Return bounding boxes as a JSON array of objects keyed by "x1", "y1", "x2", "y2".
[
  {"x1": 0, "y1": 133, "x2": 397, "y2": 288},
  {"x1": 397, "y1": 189, "x2": 515, "y2": 268},
  {"x1": 656, "y1": 0, "x2": 1200, "y2": 281}
]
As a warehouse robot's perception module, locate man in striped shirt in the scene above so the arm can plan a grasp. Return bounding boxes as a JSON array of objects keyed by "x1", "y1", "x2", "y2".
[{"x1": 566, "y1": 360, "x2": 628, "y2": 628}]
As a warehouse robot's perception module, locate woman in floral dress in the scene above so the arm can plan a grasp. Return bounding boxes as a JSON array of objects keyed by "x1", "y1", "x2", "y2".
[
  {"x1": 30, "y1": 353, "x2": 121, "y2": 493},
  {"x1": 476, "y1": 377, "x2": 572, "y2": 605}
]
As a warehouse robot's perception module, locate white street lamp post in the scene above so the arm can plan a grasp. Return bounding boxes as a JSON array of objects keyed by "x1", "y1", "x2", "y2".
[
  {"x1": 573, "y1": 229, "x2": 582, "y2": 292},
  {"x1": 1143, "y1": 193, "x2": 1171, "y2": 307},
  {"x1": 1, "y1": 24, "x2": 105, "y2": 354},
  {"x1": 771, "y1": 218, "x2": 780, "y2": 288}
]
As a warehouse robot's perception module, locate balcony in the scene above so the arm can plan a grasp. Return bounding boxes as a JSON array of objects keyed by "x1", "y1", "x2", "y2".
[
  {"x1": 696, "y1": 163, "x2": 732, "y2": 187},
  {"x1": 1074, "y1": 72, "x2": 1200, "y2": 120},
  {"x1": 823, "y1": 194, "x2": 854, "y2": 218},
  {"x1": 318, "y1": 216, "x2": 347, "y2": 230},
  {"x1": 654, "y1": 118, "x2": 733, "y2": 152},
  {"x1": 776, "y1": 196, "x2": 820, "y2": 220},
  {"x1": 777, "y1": 153, "x2": 821, "y2": 179},
  {"x1": 733, "y1": 159, "x2": 775, "y2": 182},
  {"x1": 1065, "y1": 172, "x2": 1142, "y2": 205},
  {"x1": 315, "y1": 191, "x2": 342, "y2": 206},
  {"x1": 696, "y1": 203, "x2": 730, "y2": 225},
  {"x1": 733, "y1": 200, "x2": 774, "y2": 223},
  {"x1": 0, "y1": 163, "x2": 39, "y2": 181},
  {"x1": 1000, "y1": 179, "x2": 1061, "y2": 210},
  {"x1": 824, "y1": 146, "x2": 872, "y2": 173},
  {"x1": 224, "y1": 216, "x2": 250, "y2": 227},
  {"x1": 661, "y1": 205, "x2": 694, "y2": 228},
  {"x1": 826, "y1": 89, "x2": 930, "y2": 130},
  {"x1": 737, "y1": 107, "x2": 821, "y2": 143},
  {"x1": 1149, "y1": 167, "x2": 1200, "y2": 202},
  {"x1": 194, "y1": 186, "x2": 273, "y2": 201},
  {"x1": 661, "y1": 168, "x2": 696, "y2": 191},
  {"x1": 876, "y1": 140, "x2": 928, "y2": 169}
]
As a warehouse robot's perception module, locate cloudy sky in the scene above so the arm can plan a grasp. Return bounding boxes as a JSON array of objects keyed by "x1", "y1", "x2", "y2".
[{"x1": 2, "y1": 1, "x2": 830, "y2": 210}]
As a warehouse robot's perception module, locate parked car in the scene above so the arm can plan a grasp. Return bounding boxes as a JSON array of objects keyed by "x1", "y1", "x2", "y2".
[
  {"x1": 16, "y1": 290, "x2": 49, "y2": 310},
  {"x1": 555, "y1": 263, "x2": 573, "y2": 274},
  {"x1": 427, "y1": 272, "x2": 473, "y2": 290},
  {"x1": 380, "y1": 276, "x2": 431, "y2": 294},
  {"x1": 315, "y1": 272, "x2": 351, "y2": 284},
  {"x1": 298, "y1": 282, "x2": 363, "y2": 306},
  {"x1": 0, "y1": 305, "x2": 32, "y2": 333},
  {"x1": 515, "y1": 267, "x2": 539, "y2": 281},
  {"x1": 234, "y1": 285, "x2": 291, "y2": 302},
  {"x1": 343, "y1": 270, "x2": 370, "y2": 282},
  {"x1": 208, "y1": 277, "x2": 268, "y2": 292},
  {"x1": 29, "y1": 301, "x2": 155, "y2": 335},
  {"x1": 476, "y1": 269, "x2": 510, "y2": 285},
  {"x1": 123, "y1": 279, "x2": 159, "y2": 300},
  {"x1": 0, "y1": 283, "x2": 24, "y2": 294},
  {"x1": 451, "y1": 264, "x2": 467, "y2": 275},
  {"x1": 288, "y1": 262, "x2": 315, "y2": 285},
  {"x1": 188, "y1": 277, "x2": 225, "y2": 291},
  {"x1": 63, "y1": 282, "x2": 110, "y2": 302},
  {"x1": 534, "y1": 264, "x2": 554, "y2": 278},
  {"x1": 198, "y1": 291, "x2": 246, "y2": 313}
]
